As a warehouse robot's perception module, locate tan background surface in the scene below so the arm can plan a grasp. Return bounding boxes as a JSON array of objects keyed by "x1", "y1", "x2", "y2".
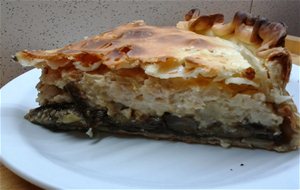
[{"x1": 1, "y1": 0, "x2": 300, "y2": 189}]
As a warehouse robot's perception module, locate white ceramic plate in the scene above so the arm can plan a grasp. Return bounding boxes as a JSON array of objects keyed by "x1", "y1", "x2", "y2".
[{"x1": 1, "y1": 66, "x2": 299, "y2": 189}]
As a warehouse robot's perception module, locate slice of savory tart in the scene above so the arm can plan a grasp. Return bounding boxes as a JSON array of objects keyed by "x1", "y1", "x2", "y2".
[{"x1": 15, "y1": 9, "x2": 300, "y2": 152}]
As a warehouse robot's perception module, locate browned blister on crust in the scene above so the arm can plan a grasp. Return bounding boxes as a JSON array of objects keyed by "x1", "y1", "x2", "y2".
[
  {"x1": 189, "y1": 14, "x2": 224, "y2": 33},
  {"x1": 267, "y1": 48, "x2": 291, "y2": 87},
  {"x1": 185, "y1": 9, "x2": 201, "y2": 21}
]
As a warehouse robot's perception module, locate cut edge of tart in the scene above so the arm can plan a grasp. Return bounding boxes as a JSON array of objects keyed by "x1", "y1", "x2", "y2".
[{"x1": 15, "y1": 9, "x2": 300, "y2": 152}]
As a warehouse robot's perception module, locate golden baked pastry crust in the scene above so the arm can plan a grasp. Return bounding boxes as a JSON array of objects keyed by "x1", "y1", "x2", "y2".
[{"x1": 17, "y1": 21, "x2": 258, "y2": 83}]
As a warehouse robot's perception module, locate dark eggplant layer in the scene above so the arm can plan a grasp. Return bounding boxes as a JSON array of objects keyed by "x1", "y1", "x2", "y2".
[{"x1": 25, "y1": 102, "x2": 283, "y2": 144}]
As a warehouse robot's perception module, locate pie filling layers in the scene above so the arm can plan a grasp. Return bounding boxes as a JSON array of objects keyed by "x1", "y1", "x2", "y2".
[
  {"x1": 25, "y1": 65, "x2": 286, "y2": 149},
  {"x1": 37, "y1": 68, "x2": 282, "y2": 129}
]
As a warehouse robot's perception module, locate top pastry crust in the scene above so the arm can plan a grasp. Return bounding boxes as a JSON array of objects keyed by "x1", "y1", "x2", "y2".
[{"x1": 16, "y1": 11, "x2": 291, "y2": 92}]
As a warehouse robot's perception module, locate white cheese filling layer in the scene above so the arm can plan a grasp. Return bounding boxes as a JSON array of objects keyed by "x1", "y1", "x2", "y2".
[{"x1": 78, "y1": 72, "x2": 283, "y2": 129}]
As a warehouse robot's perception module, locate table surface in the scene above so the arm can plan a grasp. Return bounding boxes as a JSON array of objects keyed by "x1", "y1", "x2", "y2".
[
  {"x1": 0, "y1": 164, "x2": 42, "y2": 190},
  {"x1": 1, "y1": 50, "x2": 299, "y2": 190}
]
